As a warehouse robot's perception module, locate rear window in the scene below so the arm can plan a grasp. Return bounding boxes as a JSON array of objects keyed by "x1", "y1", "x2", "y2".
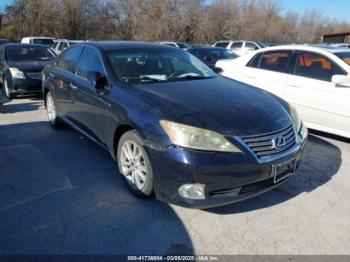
[
  {"x1": 335, "y1": 52, "x2": 350, "y2": 66},
  {"x1": 5, "y1": 46, "x2": 56, "y2": 62},
  {"x1": 32, "y1": 38, "x2": 54, "y2": 46},
  {"x1": 259, "y1": 51, "x2": 291, "y2": 73}
]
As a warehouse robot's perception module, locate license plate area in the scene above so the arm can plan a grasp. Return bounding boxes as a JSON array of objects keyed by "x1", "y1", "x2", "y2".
[{"x1": 271, "y1": 158, "x2": 296, "y2": 183}]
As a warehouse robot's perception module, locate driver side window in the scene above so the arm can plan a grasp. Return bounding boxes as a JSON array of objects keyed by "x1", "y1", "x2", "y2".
[
  {"x1": 77, "y1": 47, "x2": 105, "y2": 79},
  {"x1": 293, "y1": 51, "x2": 346, "y2": 82}
]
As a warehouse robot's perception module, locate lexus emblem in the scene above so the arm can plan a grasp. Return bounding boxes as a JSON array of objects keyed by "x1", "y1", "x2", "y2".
[{"x1": 272, "y1": 136, "x2": 286, "y2": 149}]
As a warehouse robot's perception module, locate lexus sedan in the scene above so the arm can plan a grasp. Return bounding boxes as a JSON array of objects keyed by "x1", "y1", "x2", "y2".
[
  {"x1": 0, "y1": 43, "x2": 56, "y2": 98},
  {"x1": 42, "y1": 41, "x2": 307, "y2": 208},
  {"x1": 216, "y1": 45, "x2": 350, "y2": 139}
]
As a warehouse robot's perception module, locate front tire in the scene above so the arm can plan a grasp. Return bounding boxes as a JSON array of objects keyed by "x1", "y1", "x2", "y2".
[
  {"x1": 117, "y1": 130, "x2": 154, "y2": 197},
  {"x1": 46, "y1": 91, "x2": 64, "y2": 129},
  {"x1": 4, "y1": 78, "x2": 15, "y2": 99}
]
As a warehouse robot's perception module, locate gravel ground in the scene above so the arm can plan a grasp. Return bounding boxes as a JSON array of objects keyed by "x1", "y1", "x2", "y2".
[{"x1": 0, "y1": 97, "x2": 349, "y2": 255}]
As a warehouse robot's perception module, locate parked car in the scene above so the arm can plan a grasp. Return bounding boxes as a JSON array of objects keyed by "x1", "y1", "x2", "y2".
[
  {"x1": 42, "y1": 41, "x2": 307, "y2": 208},
  {"x1": 159, "y1": 41, "x2": 191, "y2": 49},
  {"x1": 0, "y1": 39, "x2": 11, "y2": 46},
  {"x1": 187, "y1": 46, "x2": 238, "y2": 71},
  {"x1": 213, "y1": 40, "x2": 267, "y2": 56},
  {"x1": 330, "y1": 43, "x2": 350, "y2": 49},
  {"x1": 217, "y1": 45, "x2": 350, "y2": 138},
  {"x1": 53, "y1": 39, "x2": 84, "y2": 55},
  {"x1": 0, "y1": 43, "x2": 56, "y2": 99},
  {"x1": 21, "y1": 37, "x2": 55, "y2": 47}
]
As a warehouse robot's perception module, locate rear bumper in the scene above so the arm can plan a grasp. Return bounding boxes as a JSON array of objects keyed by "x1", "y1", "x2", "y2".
[
  {"x1": 147, "y1": 138, "x2": 307, "y2": 209},
  {"x1": 10, "y1": 78, "x2": 42, "y2": 94}
]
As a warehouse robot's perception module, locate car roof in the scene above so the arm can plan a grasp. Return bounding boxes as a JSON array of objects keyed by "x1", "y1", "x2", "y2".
[
  {"x1": 76, "y1": 41, "x2": 177, "y2": 51},
  {"x1": 254, "y1": 44, "x2": 350, "y2": 54},
  {"x1": 22, "y1": 37, "x2": 55, "y2": 39},
  {"x1": 188, "y1": 46, "x2": 227, "y2": 50},
  {"x1": 3, "y1": 43, "x2": 50, "y2": 48}
]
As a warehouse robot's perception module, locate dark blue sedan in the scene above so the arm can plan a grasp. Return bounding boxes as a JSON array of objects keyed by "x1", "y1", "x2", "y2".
[{"x1": 42, "y1": 41, "x2": 307, "y2": 208}]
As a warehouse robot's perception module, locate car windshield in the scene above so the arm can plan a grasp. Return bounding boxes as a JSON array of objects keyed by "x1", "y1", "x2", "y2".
[
  {"x1": 107, "y1": 48, "x2": 216, "y2": 84},
  {"x1": 207, "y1": 48, "x2": 238, "y2": 60},
  {"x1": 32, "y1": 38, "x2": 55, "y2": 46},
  {"x1": 335, "y1": 52, "x2": 350, "y2": 66},
  {"x1": 5, "y1": 46, "x2": 56, "y2": 62}
]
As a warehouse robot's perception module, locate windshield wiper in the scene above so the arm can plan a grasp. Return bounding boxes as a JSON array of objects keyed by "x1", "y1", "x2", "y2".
[
  {"x1": 168, "y1": 74, "x2": 213, "y2": 81},
  {"x1": 122, "y1": 76, "x2": 165, "y2": 83}
]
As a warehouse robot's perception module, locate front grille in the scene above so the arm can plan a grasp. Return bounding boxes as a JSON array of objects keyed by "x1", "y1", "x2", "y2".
[
  {"x1": 239, "y1": 173, "x2": 289, "y2": 195},
  {"x1": 241, "y1": 124, "x2": 296, "y2": 160},
  {"x1": 25, "y1": 72, "x2": 42, "y2": 80}
]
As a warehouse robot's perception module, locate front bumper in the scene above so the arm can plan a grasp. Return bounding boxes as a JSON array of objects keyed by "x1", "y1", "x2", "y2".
[
  {"x1": 146, "y1": 138, "x2": 307, "y2": 209},
  {"x1": 10, "y1": 78, "x2": 42, "y2": 94}
]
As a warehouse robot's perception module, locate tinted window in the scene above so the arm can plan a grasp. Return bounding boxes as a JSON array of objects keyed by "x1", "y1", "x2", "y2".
[
  {"x1": 5, "y1": 46, "x2": 56, "y2": 62},
  {"x1": 214, "y1": 42, "x2": 229, "y2": 48},
  {"x1": 77, "y1": 47, "x2": 105, "y2": 78},
  {"x1": 230, "y1": 42, "x2": 243, "y2": 49},
  {"x1": 245, "y1": 42, "x2": 259, "y2": 50},
  {"x1": 57, "y1": 46, "x2": 83, "y2": 73},
  {"x1": 208, "y1": 48, "x2": 237, "y2": 60},
  {"x1": 107, "y1": 48, "x2": 215, "y2": 84},
  {"x1": 335, "y1": 52, "x2": 350, "y2": 66},
  {"x1": 294, "y1": 52, "x2": 346, "y2": 82},
  {"x1": 247, "y1": 53, "x2": 262, "y2": 68},
  {"x1": 32, "y1": 38, "x2": 54, "y2": 46},
  {"x1": 259, "y1": 51, "x2": 291, "y2": 73}
]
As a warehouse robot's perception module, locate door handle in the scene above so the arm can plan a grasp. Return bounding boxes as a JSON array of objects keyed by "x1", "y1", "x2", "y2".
[
  {"x1": 245, "y1": 75, "x2": 255, "y2": 79},
  {"x1": 288, "y1": 84, "x2": 302, "y2": 88}
]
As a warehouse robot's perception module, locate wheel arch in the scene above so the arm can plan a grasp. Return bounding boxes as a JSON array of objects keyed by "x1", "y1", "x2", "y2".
[{"x1": 112, "y1": 123, "x2": 135, "y2": 158}]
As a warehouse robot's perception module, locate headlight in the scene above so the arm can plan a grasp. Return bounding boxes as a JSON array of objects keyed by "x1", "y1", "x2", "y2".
[
  {"x1": 160, "y1": 120, "x2": 240, "y2": 152},
  {"x1": 290, "y1": 105, "x2": 301, "y2": 131},
  {"x1": 9, "y1": 67, "x2": 26, "y2": 79}
]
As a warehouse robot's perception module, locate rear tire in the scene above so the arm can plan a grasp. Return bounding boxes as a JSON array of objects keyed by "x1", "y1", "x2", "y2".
[
  {"x1": 46, "y1": 91, "x2": 64, "y2": 129},
  {"x1": 117, "y1": 130, "x2": 154, "y2": 197}
]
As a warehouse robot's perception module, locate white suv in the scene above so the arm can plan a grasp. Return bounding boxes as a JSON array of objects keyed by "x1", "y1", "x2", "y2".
[
  {"x1": 21, "y1": 37, "x2": 55, "y2": 47},
  {"x1": 52, "y1": 39, "x2": 83, "y2": 54},
  {"x1": 213, "y1": 40, "x2": 267, "y2": 56}
]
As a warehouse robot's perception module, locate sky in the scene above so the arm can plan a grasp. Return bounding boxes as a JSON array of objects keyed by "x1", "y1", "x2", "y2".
[
  {"x1": 279, "y1": 0, "x2": 350, "y2": 22},
  {"x1": 1, "y1": 0, "x2": 350, "y2": 22}
]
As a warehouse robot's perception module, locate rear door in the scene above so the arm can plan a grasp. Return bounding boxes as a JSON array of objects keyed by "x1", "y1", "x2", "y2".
[
  {"x1": 70, "y1": 46, "x2": 110, "y2": 145},
  {"x1": 285, "y1": 51, "x2": 350, "y2": 134},
  {"x1": 50, "y1": 46, "x2": 83, "y2": 118},
  {"x1": 239, "y1": 50, "x2": 292, "y2": 98}
]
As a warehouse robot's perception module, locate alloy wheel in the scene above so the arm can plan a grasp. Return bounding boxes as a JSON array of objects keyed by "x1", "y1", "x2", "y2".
[
  {"x1": 46, "y1": 92, "x2": 56, "y2": 123},
  {"x1": 4, "y1": 79, "x2": 11, "y2": 98},
  {"x1": 120, "y1": 140, "x2": 148, "y2": 190}
]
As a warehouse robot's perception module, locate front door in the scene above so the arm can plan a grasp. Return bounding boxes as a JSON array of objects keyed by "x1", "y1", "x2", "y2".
[
  {"x1": 285, "y1": 51, "x2": 350, "y2": 135},
  {"x1": 70, "y1": 47, "x2": 110, "y2": 146}
]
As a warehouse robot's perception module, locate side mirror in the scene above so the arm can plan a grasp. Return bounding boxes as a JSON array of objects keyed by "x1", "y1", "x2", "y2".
[
  {"x1": 213, "y1": 67, "x2": 223, "y2": 74},
  {"x1": 86, "y1": 71, "x2": 107, "y2": 90},
  {"x1": 332, "y1": 74, "x2": 350, "y2": 87}
]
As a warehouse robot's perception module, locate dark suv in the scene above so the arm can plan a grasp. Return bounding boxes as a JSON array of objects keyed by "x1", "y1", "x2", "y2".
[{"x1": 43, "y1": 41, "x2": 307, "y2": 208}]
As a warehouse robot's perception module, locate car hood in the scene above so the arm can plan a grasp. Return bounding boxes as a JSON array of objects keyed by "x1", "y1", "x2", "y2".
[
  {"x1": 128, "y1": 76, "x2": 292, "y2": 136},
  {"x1": 7, "y1": 60, "x2": 52, "y2": 72}
]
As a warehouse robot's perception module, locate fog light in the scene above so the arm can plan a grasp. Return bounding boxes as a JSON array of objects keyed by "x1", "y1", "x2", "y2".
[{"x1": 178, "y1": 183, "x2": 205, "y2": 200}]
